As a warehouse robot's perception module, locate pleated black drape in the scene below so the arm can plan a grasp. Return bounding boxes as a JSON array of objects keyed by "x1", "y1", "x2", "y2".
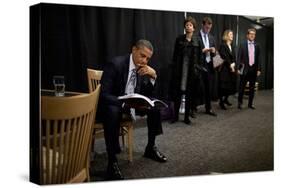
[
  {"x1": 39, "y1": 3, "x2": 184, "y2": 98},
  {"x1": 134, "y1": 9, "x2": 185, "y2": 99},
  {"x1": 38, "y1": 3, "x2": 273, "y2": 97},
  {"x1": 41, "y1": 4, "x2": 88, "y2": 92}
]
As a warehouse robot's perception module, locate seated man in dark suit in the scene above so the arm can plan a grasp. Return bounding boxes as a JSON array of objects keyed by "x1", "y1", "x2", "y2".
[{"x1": 100, "y1": 39, "x2": 167, "y2": 180}]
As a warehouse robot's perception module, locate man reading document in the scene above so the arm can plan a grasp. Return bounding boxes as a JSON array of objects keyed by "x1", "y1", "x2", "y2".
[{"x1": 100, "y1": 39, "x2": 167, "y2": 180}]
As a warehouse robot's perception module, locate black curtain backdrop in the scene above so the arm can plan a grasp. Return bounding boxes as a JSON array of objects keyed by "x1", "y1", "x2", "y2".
[
  {"x1": 39, "y1": 3, "x2": 273, "y2": 99},
  {"x1": 41, "y1": 4, "x2": 89, "y2": 92},
  {"x1": 40, "y1": 3, "x2": 184, "y2": 98},
  {"x1": 133, "y1": 9, "x2": 184, "y2": 99}
]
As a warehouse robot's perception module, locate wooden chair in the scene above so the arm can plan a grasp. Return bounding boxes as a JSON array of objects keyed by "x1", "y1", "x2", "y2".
[
  {"x1": 41, "y1": 85, "x2": 100, "y2": 184},
  {"x1": 87, "y1": 68, "x2": 134, "y2": 162}
]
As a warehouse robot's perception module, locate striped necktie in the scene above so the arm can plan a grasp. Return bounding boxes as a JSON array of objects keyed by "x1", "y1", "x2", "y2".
[{"x1": 126, "y1": 69, "x2": 137, "y2": 121}]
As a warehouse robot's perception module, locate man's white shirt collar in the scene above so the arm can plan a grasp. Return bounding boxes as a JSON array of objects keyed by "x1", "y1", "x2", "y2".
[{"x1": 129, "y1": 54, "x2": 137, "y2": 72}]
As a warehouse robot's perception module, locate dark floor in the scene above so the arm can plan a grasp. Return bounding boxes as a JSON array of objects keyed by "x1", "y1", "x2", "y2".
[{"x1": 90, "y1": 90, "x2": 273, "y2": 181}]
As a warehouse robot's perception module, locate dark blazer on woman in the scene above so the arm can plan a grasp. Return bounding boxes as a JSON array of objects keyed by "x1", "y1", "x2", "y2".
[{"x1": 218, "y1": 42, "x2": 237, "y2": 95}]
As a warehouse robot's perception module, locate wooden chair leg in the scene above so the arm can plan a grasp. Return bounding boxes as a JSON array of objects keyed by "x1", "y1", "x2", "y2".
[
  {"x1": 121, "y1": 130, "x2": 126, "y2": 149},
  {"x1": 127, "y1": 125, "x2": 133, "y2": 162},
  {"x1": 86, "y1": 167, "x2": 90, "y2": 182}
]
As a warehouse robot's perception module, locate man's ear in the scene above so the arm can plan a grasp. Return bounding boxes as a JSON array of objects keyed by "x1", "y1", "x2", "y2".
[{"x1": 132, "y1": 46, "x2": 137, "y2": 53}]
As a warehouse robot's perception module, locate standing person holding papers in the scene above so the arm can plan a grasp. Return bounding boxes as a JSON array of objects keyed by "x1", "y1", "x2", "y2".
[
  {"x1": 237, "y1": 28, "x2": 261, "y2": 109},
  {"x1": 99, "y1": 39, "x2": 167, "y2": 180},
  {"x1": 198, "y1": 17, "x2": 217, "y2": 116}
]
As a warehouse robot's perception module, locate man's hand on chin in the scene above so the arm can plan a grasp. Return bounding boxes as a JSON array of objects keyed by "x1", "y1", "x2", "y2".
[{"x1": 137, "y1": 65, "x2": 157, "y2": 79}]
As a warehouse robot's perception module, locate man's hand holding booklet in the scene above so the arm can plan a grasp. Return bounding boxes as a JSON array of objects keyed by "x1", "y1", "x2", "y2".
[{"x1": 118, "y1": 93, "x2": 168, "y2": 110}]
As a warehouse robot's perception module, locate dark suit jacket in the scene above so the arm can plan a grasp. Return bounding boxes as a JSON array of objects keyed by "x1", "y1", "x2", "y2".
[
  {"x1": 198, "y1": 32, "x2": 216, "y2": 71},
  {"x1": 100, "y1": 54, "x2": 155, "y2": 108},
  {"x1": 237, "y1": 40, "x2": 261, "y2": 76}
]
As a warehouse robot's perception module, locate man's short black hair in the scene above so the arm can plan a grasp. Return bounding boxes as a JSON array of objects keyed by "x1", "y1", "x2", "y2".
[
  {"x1": 135, "y1": 39, "x2": 154, "y2": 52},
  {"x1": 202, "y1": 17, "x2": 213, "y2": 25}
]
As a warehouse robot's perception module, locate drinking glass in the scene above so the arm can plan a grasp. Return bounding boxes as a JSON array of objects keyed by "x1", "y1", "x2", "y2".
[{"x1": 53, "y1": 75, "x2": 65, "y2": 97}]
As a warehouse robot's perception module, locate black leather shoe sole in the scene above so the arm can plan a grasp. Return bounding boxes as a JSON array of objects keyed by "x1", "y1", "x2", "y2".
[
  {"x1": 225, "y1": 102, "x2": 232, "y2": 106},
  {"x1": 238, "y1": 104, "x2": 242, "y2": 109},
  {"x1": 190, "y1": 113, "x2": 196, "y2": 118},
  {"x1": 183, "y1": 119, "x2": 191, "y2": 125},
  {"x1": 205, "y1": 111, "x2": 217, "y2": 116},
  {"x1": 144, "y1": 147, "x2": 167, "y2": 163},
  {"x1": 106, "y1": 162, "x2": 124, "y2": 180},
  {"x1": 219, "y1": 103, "x2": 227, "y2": 110},
  {"x1": 169, "y1": 118, "x2": 178, "y2": 124},
  {"x1": 248, "y1": 106, "x2": 256, "y2": 110}
]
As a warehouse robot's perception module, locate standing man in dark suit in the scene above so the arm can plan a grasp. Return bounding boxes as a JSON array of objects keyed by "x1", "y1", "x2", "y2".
[
  {"x1": 198, "y1": 17, "x2": 217, "y2": 116},
  {"x1": 237, "y1": 28, "x2": 261, "y2": 109},
  {"x1": 100, "y1": 39, "x2": 167, "y2": 180}
]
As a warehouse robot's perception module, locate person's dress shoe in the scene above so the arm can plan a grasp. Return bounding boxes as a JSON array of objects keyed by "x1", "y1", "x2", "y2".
[
  {"x1": 224, "y1": 100, "x2": 232, "y2": 106},
  {"x1": 106, "y1": 162, "x2": 124, "y2": 180},
  {"x1": 238, "y1": 104, "x2": 242, "y2": 109},
  {"x1": 193, "y1": 107, "x2": 198, "y2": 113},
  {"x1": 183, "y1": 118, "x2": 191, "y2": 125},
  {"x1": 169, "y1": 117, "x2": 178, "y2": 124},
  {"x1": 248, "y1": 105, "x2": 256, "y2": 110},
  {"x1": 219, "y1": 102, "x2": 227, "y2": 110},
  {"x1": 190, "y1": 111, "x2": 196, "y2": 118},
  {"x1": 144, "y1": 146, "x2": 167, "y2": 163},
  {"x1": 205, "y1": 110, "x2": 217, "y2": 116}
]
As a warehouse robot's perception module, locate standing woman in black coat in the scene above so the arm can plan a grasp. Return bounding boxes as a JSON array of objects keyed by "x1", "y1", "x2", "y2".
[
  {"x1": 218, "y1": 29, "x2": 237, "y2": 110},
  {"x1": 169, "y1": 16, "x2": 203, "y2": 124}
]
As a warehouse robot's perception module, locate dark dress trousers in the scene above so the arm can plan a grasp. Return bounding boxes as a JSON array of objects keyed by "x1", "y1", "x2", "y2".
[
  {"x1": 237, "y1": 41, "x2": 261, "y2": 106},
  {"x1": 218, "y1": 42, "x2": 237, "y2": 96},
  {"x1": 198, "y1": 32, "x2": 216, "y2": 111},
  {"x1": 99, "y1": 54, "x2": 163, "y2": 156}
]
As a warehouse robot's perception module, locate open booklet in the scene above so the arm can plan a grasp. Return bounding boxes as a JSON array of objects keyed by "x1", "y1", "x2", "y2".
[{"x1": 118, "y1": 93, "x2": 168, "y2": 109}]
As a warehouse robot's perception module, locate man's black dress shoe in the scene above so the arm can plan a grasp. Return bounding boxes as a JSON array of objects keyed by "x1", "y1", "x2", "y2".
[
  {"x1": 248, "y1": 105, "x2": 256, "y2": 110},
  {"x1": 106, "y1": 162, "x2": 124, "y2": 180},
  {"x1": 219, "y1": 102, "x2": 227, "y2": 110},
  {"x1": 190, "y1": 111, "x2": 196, "y2": 118},
  {"x1": 183, "y1": 118, "x2": 191, "y2": 125},
  {"x1": 205, "y1": 110, "x2": 217, "y2": 116},
  {"x1": 224, "y1": 100, "x2": 232, "y2": 106},
  {"x1": 238, "y1": 103, "x2": 242, "y2": 109},
  {"x1": 169, "y1": 118, "x2": 178, "y2": 124},
  {"x1": 144, "y1": 146, "x2": 167, "y2": 163}
]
